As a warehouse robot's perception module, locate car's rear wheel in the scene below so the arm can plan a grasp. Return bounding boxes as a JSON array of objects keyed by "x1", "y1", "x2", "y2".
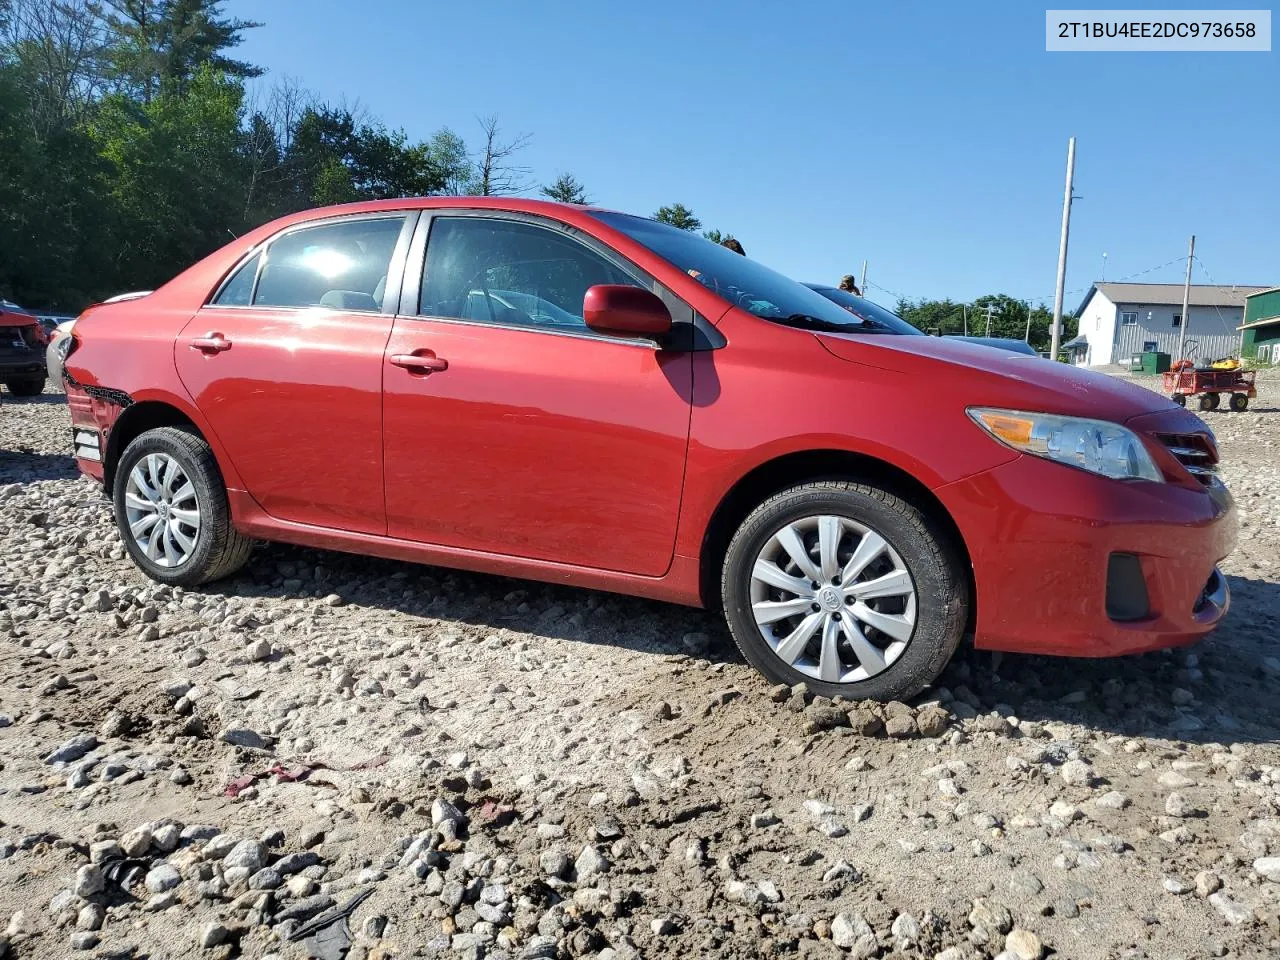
[
  {"x1": 113, "y1": 426, "x2": 253, "y2": 586},
  {"x1": 721, "y1": 481, "x2": 968, "y2": 702},
  {"x1": 5, "y1": 378, "x2": 45, "y2": 396}
]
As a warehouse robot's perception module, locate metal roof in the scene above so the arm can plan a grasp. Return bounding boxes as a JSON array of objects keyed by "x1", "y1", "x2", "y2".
[{"x1": 1077, "y1": 282, "x2": 1268, "y2": 315}]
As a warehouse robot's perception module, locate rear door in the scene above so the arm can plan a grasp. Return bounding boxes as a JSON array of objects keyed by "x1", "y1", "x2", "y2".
[
  {"x1": 381, "y1": 213, "x2": 693, "y2": 576},
  {"x1": 175, "y1": 213, "x2": 414, "y2": 535}
]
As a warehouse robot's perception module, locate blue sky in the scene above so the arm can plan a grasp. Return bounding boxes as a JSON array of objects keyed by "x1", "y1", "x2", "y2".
[{"x1": 225, "y1": 0, "x2": 1277, "y2": 310}]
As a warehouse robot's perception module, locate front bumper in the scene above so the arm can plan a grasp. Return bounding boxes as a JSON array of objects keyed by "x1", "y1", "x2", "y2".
[
  {"x1": 0, "y1": 353, "x2": 46, "y2": 378},
  {"x1": 937, "y1": 453, "x2": 1236, "y2": 657}
]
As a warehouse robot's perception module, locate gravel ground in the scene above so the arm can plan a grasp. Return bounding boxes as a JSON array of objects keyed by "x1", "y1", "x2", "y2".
[{"x1": 2, "y1": 375, "x2": 1279, "y2": 960}]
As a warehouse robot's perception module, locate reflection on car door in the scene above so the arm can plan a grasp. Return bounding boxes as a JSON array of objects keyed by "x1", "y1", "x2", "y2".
[
  {"x1": 382, "y1": 214, "x2": 693, "y2": 577},
  {"x1": 175, "y1": 214, "x2": 412, "y2": 535}
]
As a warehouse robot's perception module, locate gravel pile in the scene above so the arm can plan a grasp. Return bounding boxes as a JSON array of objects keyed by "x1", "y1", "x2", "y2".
[{"x1": 2, "y1": 377, "x2": 1280, "y2": 959}]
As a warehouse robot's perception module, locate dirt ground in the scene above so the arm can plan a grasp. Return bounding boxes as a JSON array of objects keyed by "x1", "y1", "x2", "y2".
[{"x1": 2, "y1": 372, "x2": 1279, "y2": 960}]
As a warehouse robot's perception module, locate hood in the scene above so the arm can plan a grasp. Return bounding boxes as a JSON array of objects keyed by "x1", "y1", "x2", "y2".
[{"x1": 816, "y1": 331, "x2": 1175, "y2": 423}]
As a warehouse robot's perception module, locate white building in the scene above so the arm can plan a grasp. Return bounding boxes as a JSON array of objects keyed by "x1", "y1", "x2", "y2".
[{"x1": 1072, "y1": 282, "x2": 1267, "y2": 367}]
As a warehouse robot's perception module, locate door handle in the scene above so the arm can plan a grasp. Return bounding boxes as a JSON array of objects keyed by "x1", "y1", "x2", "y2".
[
  {"x1": 189, "y1": 333, "x2": 232, "y2": 354},
  {"x1": 390, "y1": 351, "x2": 448, "y2": 374}
]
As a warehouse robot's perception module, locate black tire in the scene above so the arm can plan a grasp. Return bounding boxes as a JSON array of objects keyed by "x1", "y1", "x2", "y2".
[
  {"x1": 721, "y1": 481, "x2": 968, "y2": 702},
  {"x1": 113, "y1": 426, "x2": 253, "y2": 586},
  {"x1": 5, "y1": 378, "x2": 45, "y2": 396},
  {"x1": 1198, "y1": 392, "x2": 1220, "y2": 411},
  {"x1": 1171, "y1": 393, "x2": 1187, "y2": 407},
  {"x1": 1229, "y1": 393, "x2": 1249, "y2": 412}
]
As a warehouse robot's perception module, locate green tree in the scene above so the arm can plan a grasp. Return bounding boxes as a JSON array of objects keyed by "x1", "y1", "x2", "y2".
[
  {"x1": 541, "y1": 171, "x2": 589, "y2": 205},
  {"x1": 654, "y1": 203, "x2": 700, "y2": 231},
  {"x1": 427, "y1": 127, "x2": 474, "y2": 195},
  {"x1": 102, "y1": 0, "x2": 260, "y2": 102}
]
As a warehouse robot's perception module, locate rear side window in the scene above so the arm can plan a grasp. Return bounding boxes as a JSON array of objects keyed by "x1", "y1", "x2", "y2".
[
  {"x1": 419, "y1": 217, "x2": 640, "y2": 331},
  {"x1": 254, "y1": 217, "x2": 405, "y2": 311},
  {"x1": 213, "y1": 252, "x2": 260, "y2": 306}
]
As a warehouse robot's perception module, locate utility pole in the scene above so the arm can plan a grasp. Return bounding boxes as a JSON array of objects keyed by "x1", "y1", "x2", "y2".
[
  {"x1": 1176, "y1": 235, "x2": 1195, "y2": 361},
  {"x1": 982, "y1": 303, "x2": 999, "y2": 337},
  {"x1": 962, "y1": 304, "x2": 969, "y2": 336},
  {"x1": 1050, "y1": 137, "x2": 1077, "y2": 361},
  {"x1": 1024, "y1": 301, "x2": 1033, "y2": 343},
  {"x1": 859, "y1": 260, "x2": 868, "y2": 295}
]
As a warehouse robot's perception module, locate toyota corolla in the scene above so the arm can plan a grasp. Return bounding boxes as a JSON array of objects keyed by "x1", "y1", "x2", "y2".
[{"x1": 59, "y1": 198, "x2": 1235, "y2": 702}]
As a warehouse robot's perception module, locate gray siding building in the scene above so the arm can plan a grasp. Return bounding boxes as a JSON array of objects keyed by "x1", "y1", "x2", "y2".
[{"x1": 1073, "y1": 282, "x2": 1266, "y2": 367}]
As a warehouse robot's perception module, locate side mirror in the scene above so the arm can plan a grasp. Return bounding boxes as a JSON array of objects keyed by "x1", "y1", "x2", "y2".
[{"x1": 583, "y1": 285, "x2": 672, "y2": 339}]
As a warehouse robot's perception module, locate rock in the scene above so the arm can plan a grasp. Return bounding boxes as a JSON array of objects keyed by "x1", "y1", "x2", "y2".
[
  {"x1": 1165, "y1": 793, "x2": 1197, "y2": 817},
  {"x1": 1208, "y1": 892, "x2": 1254, "y2": 926},
  {"x1": 1196, "y1": 871, "x2": 1223, "y2": 897},
  {"x1": 969, "y1": 898, "x2": 1014, "y2": 934},
  {"x1": 1254, "y1": 857, "x2": 1280, "y2": 882},
  {"x1": 1164, "y1": 877, "x2": 1193, "y2": 895},
  {"x1": 1095, "y1": 790, "x2": 1130, "y2": 810},
  {"x1": 199, "y1": 922, "x2": 230, "y2": 948},
  {"x1": 915, "y1": 704, "x2": 950, "y2": 737},
  {"x1": 885, "y1": 714, "x2": 916, "y2": 738},
  {"x1": 1059, "y1": 759, "x2": 1092, "y2": 786},
  {"x1": 247, "y1": 638, "x2": 272, "y2": 661},
  {"x1": 1009, "y1": 870, "x2": 1044, "y2": 897},
  {"x1": 1004, "y1": 928, "x2": 1044, "y2": 960},
  {"x1": 830, "y1": 913, "x2": 875, "y2": 953},
  {"x1": 99, "y1": 710, "x2": 130, "y2": 738},
  {"x1": 650, "y1": 917, "x2": 679, "y2": 936},
  {"x1": 73, "y1": 864, "x2": 104, "y2": 898},
  {"x1": 220, "y1": 727, "x2": 272, "y2": 751},
  {"x1": 575, "y1": 845, "x2": 610, "y2": 881},
  {"x1": 70, "y1": 932, "x2": 99, "y2": 951},
  {"x1": 540, "y1": 849, "x2": 571, "y2": 878},
  {"x1": 145, "y1": 863, "x2": 182, "y2": 893},
  {"x1": 891, "y1": 912, "x2": 921, "y2": 944},
  {"x1": 222, "y1": 839, "x2": 268, "y2": 872},
  {"x1": 152, "y1": 823, "x2": 182, "y2": 852},
  {"x1": 431, "y1": 798, "x2": 465, "y2": 826},
  {"x1": 76, "y1": 904, "x2": 105, "y2": 932},
  {"x1": 847, "y1": 706, "x2": 883, "y2": 736},
  {"x1": 46, "y1": 734, "x2": 98, "y2": 765},
  {"x1": 275, "y1": 851, "x2": 319, "y2": 876}
]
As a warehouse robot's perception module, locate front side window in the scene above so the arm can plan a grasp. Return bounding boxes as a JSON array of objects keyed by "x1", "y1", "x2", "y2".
[
  {"x1": 253, "y1": 217, "x2": 405, "y2": 311},
  {"x1": 1120, "y1": 311, "x2": 1138, "y2": 325},
  {"x1": 420, "y1": 217, "x2": 641, "y2": 331}
]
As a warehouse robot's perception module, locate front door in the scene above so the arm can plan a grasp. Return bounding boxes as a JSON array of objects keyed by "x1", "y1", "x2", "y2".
[
  {"x1": 176, "y1": 214, "x2": 410, "y2": 534},
  {"x1": 382, "y1": 214, "x2": 692, "y2": 576}
]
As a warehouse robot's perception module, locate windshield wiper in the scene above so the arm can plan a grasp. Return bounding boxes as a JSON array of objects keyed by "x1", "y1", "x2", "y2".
[{"x1": 780, "y1": 313, "x2": 887, "y2": 334}]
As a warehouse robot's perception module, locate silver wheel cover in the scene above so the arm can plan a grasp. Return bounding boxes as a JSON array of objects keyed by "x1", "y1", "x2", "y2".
[
  {"x1": 124, "y1": 453, "x2": 201, "y2": 568},
  {"x1": 749, "y1": 515, "x2": 916, "y2": 684}
]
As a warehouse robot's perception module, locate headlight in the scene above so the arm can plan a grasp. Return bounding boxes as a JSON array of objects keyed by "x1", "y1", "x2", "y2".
[{"x1": 968, "y1": 407, "x2": 1163, "y2": 482}]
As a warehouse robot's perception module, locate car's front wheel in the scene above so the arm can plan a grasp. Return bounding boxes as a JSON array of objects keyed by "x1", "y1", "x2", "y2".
[
  {"x1": 721, "y1": 481, "x2": 968, "y2": 702},
  {"x1": 113, "y1": 427, "x2": 253, "y2": 586}
]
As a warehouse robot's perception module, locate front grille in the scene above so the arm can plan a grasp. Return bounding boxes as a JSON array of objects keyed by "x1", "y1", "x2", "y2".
[
  {"x1": 1158, "y1": 432, "x2": 1219, "y2": 486},
  {"x1": 0, "y1": 324, "x2": 40, "y2": 348}
]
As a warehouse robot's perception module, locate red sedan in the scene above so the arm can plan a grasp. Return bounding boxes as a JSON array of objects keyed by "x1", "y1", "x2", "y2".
[{"x1": 60, "y1": 198, "x2": 1235, "y2": 701}]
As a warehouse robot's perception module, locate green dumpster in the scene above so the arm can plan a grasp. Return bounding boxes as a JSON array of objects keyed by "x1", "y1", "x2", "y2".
[{"x1": 1140, "y1": 351, "x2": 1171, "y2": 374}]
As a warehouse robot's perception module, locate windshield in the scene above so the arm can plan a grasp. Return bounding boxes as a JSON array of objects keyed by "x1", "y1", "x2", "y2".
[
  {"x1": 803, "y1": 285, "x2": 923, "y2": 335},
  {"x1": 590, "y1": 211, "x2": 897, "y2": 334}
]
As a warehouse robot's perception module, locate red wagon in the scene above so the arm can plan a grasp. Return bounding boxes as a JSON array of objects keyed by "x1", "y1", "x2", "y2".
[{"x1": 1162, "y1": 364, "x2": 1256, "y2": 411}]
